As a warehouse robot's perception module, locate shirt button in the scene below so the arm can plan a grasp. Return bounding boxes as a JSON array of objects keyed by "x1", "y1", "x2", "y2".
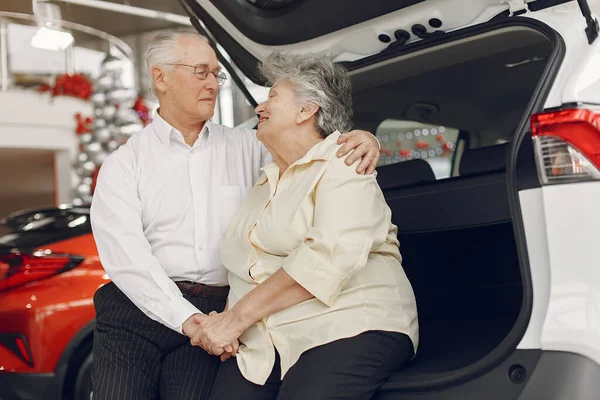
[{"x1": 198, "y1": 245, "x2": 204, "y2": 251}]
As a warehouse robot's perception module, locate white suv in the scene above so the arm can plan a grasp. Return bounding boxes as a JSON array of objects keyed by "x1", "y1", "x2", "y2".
[{"x1": 181, "y1": 0, "x2": 600, "y2": 398}]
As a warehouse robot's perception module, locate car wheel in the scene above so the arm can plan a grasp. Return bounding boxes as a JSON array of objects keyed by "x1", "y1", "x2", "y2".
[{"x1": 73, "y1": 352, "x2": 93, "y2": 400}]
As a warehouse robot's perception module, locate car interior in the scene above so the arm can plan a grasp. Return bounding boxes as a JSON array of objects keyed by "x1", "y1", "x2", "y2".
[{"x1": 351, "y1": 25, "x2": 554, "y2": 390}]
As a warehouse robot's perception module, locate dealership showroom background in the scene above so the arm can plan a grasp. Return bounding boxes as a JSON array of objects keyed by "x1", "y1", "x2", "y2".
[{"x1": 0, "y1": 0, "x2": 274, "y2": 224}]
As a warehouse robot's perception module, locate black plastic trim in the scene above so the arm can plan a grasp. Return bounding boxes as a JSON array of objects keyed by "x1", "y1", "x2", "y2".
[
  {"x1": 448, "y1": 130, "x2": 471, "y2": 177},
  {"x1": 503, "y1": 7, "x2": 565, "y2": 386},
  {"x1": 530, "y1": 0, "x2": 573, "y2": 11},
  {"x1": 0, "y1": 372, "x2": 55, "y2": 400},
  {"x1": 54, "y1": 320, "x2": 95, "y2": 398},
  {"x1": 577, "y1": 0, "x2": 599, "y2": 44},
  {"x1": 517, "y1": 351, "x2": 600, "y2": 399},
  {"x1": 490, "y1": 0, "x2": 574, "y2": 22},
  {"x1": 378, "y1": 349, "x2": 541, "y2": 398},
  {"x1": 516, "y1": 133, "x2": 541, "y2": 191},
  {"x1": 428, "y1": 18, "x2": 442, "y2": 28},
  {"x1": 544, "y1": 101, "x2": 600, "y2": 110},
  {"x1": 378, "y1": 350, "x2": 600, "y2": 399},
  {"x1": 54, "y1": 320, "x2": 95, "y2": 372}
]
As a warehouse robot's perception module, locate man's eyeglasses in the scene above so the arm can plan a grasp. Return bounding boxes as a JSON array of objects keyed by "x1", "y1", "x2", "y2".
[{"x1": 165, "y1": 63, "x2": 227, "y2": 86}]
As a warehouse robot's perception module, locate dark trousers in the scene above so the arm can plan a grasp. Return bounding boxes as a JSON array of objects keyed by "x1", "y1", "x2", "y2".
[
  {"x1": 92, "y1": 282, "x2": 226, "y2": 400},
  {"x1": 209, "y1": 330, "x2": 413, "y2": 400}
]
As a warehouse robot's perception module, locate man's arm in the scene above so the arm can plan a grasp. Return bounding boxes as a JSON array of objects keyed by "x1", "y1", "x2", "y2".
[
  {"x1": 251, "y1": 128, "x2": 380, "y2": 174},
  {"x1": 91, "y1": 150, "x2": 201, "y2": 335}
]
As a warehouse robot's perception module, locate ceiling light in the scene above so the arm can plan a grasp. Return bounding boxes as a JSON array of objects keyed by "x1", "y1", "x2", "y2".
[{"x1": 31, "y1": 27, "x2": 74, "y2": 51}]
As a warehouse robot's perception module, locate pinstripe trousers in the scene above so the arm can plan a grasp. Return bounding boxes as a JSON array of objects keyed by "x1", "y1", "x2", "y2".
[{"x1": 92, "y1": 282, "x2": 226, "y2": 400}]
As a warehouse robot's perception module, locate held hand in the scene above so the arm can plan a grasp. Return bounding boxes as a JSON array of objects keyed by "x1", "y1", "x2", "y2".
[
  {"x1": 182, "y1": 313, "x2": 207, "y2": 339},
  {"x1": 208, "y1": 311, "x2": 239, "y2": 362},
  {"x1": 190, "y1": 310, "x2": 244, "y2": 356},
  {"x1": 337, "y1": 130, "x2": 381, "y2": 175},
  {"x1": 220, "y1": 338, "x2": 240, "y2": 362}
]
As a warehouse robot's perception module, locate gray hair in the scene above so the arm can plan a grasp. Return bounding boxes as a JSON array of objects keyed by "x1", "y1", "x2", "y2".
[
  {"x1": 260, "y1": 51, "x2": 353, "y2": 137},
  {"x1": 144, "y1": 31, "x2": 208, "y2": 95}
]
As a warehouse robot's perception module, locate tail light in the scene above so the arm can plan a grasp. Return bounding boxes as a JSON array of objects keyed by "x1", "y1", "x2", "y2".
[
  {"x1": 0, "y1": 249, "x2": 84, "y2": 292},
  {"x1": 531, "y1": 108, "x2": 600, "y2": 185}
]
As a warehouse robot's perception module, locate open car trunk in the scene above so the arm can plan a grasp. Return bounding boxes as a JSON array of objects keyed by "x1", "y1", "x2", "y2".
[
  {"x1": 347, "y1": 22, "x2": 558, "y2": 394},
  {"x1": 351, "y1": 20, "x2": 554, "y2": 398},
  {"x1": 181, "y1": 0, "x2": 564, "y2": 395}
]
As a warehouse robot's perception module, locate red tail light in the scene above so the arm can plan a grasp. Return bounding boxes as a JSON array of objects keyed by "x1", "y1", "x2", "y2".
[
  {"x1": 0, "y1": 334, "x2": 34, "y2": 367},
  {"x1": 15, "y1": 336, "x2": 31, "y2": 364},
  {"x1": 531, "y1": 108, "x2": 600, "y2": 185},
  {"x1": 0, "y1": 249, "x2": 84, "y2": 292}
]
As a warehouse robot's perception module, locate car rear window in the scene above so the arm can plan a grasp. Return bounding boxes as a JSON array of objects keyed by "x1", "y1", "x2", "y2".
[
  {"x1": 376, "y1": 119, "x2": 460, "y2": 179},
  {"x1": 0, "y1": 207, "x2": 91, "y2": 249}
]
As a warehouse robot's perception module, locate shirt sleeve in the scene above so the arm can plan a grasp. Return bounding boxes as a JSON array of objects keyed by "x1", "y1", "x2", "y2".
[
  {"x1": 90, "y1": 149, "x2": 201, "y2": 334},
  {"x1": 282, "y1": 155, "x2": 392, "y2": 307}
]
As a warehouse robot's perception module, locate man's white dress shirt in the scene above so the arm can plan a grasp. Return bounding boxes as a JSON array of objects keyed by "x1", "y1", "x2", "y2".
[{"x1": 90, "y1": 113, "x2": 270, "y2": 332}]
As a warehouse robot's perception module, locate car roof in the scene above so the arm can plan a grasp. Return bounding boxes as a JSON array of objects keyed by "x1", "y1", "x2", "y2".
[{"x1": 0, "y1": 205, "x2": 91, "y2": 249}]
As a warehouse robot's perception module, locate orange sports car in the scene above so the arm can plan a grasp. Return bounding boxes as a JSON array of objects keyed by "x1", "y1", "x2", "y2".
[{"x1": 0, "y1": 205, "x2": 107, "y2": 400}]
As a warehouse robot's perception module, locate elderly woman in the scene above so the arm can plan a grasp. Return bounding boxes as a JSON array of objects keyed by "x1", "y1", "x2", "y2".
[{"x1": 195, "y1": 52, "x2": 418, "y2": 399}]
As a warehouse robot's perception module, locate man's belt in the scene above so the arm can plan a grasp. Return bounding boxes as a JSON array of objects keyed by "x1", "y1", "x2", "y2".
[{"x1": 175, "y1": 281, "x2": 229, "y2": 301}]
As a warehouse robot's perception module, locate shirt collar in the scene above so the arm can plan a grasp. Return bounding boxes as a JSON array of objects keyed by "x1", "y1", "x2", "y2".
[
  {"x1": 257, "y1": 130, "x2": 342, "y2": 186},
  {"x1": 152, "y1": 110, "x2": 211, "y2": 147},
  {"x1": 294, "y1": 130, "x2": 342, "y2": 166}
]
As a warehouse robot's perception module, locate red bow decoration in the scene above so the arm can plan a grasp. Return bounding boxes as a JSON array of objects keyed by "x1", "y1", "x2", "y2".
[{"x1": 39, "y1": 73, "x2": 93, "y2": 101}]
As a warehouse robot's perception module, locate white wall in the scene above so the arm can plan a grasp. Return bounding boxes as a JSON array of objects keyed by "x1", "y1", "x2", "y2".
[
  {"x1": 7, "y1": 24, "x2": 123, "y2": 82},
  {"x1": 0, "y1": 90, "x2": 92, "y2": 207}
]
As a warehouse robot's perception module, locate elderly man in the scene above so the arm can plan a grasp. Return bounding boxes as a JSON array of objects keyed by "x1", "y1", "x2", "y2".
[{"x1": 90, "y1": 32, "x2": 380, "y2": 400}]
